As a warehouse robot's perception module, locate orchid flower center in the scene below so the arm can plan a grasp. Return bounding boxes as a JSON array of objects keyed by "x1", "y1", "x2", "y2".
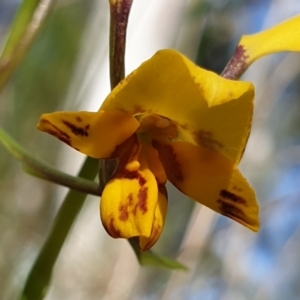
[{"x1": 136, "y1": 114, "x2": 178, "y2": 141}]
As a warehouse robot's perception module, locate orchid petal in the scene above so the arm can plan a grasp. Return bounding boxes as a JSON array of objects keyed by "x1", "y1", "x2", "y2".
[
  {"x1": 102, "y1": 49, "x2": 254, "y2": 165},
  {"x1": 138, "y1": 144, "x2": 167, "y2": 251},
  {"x1": 139, "y1": 185, "x2": 168, "y2": 251},
  {"x1": 154, "y1": 140, "x2": 259, "y2": 231},
  {"x1": 37, "y1": 110, "x2": 139, "y2": 158},
  {"x1": 141, "y1": 143, "x2": 167, "y2": 185},
  {"x1": 239, "y1": 15, "x2": 300, "y2": 66},
  {"x1": 100, "y1": 136, "x2": 159, "y2": 240}
]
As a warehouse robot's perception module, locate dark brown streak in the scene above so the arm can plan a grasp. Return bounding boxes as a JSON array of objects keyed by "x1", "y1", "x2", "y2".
[
  {"x1": 152, "y1": 140, "x2": 183, "y2": 182},
  {"x1": 217, "y1": 199, "x2": 245, "y2": 219},
  {"x1": 62, "y1": 120, "x2": 89, "y2": 137},
  {"x1": 138, "y1": 187, "x2": 148, "y2": 214},
  {"x1": 119, "y1": 204, "x2": 129, "y2": 221},
  {"x1": 220, "y1": 190, "x2": 246, "y2": 205},
  {"x1": 41, "y1": 119, "x2": 72, "y2": 146},
  {"x1": 105, "y1": 217, "x2": 121, "y2": 238}
]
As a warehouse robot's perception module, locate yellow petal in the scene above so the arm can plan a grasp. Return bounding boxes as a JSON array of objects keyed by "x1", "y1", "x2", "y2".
[
  {"x1": 101, "y1": 49, "x2": 254, "y2": 165},
  {"x1": 141, "y1": 143, "x2": 167, "y2": 185},
  {"x1": 37, "y1": 110, "x2": 139, "y2": 158},
  {"x1": 139, "y1": 184, "x2": 168, "y2": 251},
  {"x1": 239, "y1": 15, "x2": 300, "y2": 65},
  {"x1": 154, "y1": 140, "x2": 259, "y2": 231},
  {"x1": 100, "y1": 136, "x2": 159, "y2": 240}
]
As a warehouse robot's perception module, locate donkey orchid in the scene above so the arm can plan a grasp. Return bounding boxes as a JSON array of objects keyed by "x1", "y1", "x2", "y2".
[{"x1": 37, "y1": 49, "x2": 259, "y2": 251}]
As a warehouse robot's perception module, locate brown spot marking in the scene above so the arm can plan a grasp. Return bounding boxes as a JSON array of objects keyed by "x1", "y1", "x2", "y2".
[
  {"x1": 220, "y1": 190, "x2": 246, "y2": 205},
  {"x1": 104, "y1": 217, "x2": 121, "y2": 238},
  {"x1": 119, "y1": 193, "x2": 135, "y2": 221},
  {"x1": 41, "y1": 120, "x2": 72, "y2": 146},
  {"x1": 152, "y1": 140, "x2": 183, "y2": 182},
  {"x1": 192, "y1": 76, "x2": 203, "y2": 91},
  {"x1": 217, "y1": 199, "x2": 245, "y2": 219},
  {"x1": 62, "y1": 120, "x2": 89, "y2": 137},
  {"x1": 193, "y1": 130, "x2": 223, "y2": 151},
  {"x1": 114, "y1": 167, "x2": 135, "y2": 181},
  {"x1": 138, "y1": 174, "x2": 146, "y2": 186},
  {"x1": 46, "y1": 129, "x2": 71, "y2": 146},
  {"x1": 232, "y1": 185, "x2": 242, "y2": 192},
  {"x1": 191, "y1": 75, "x2": 205, "y2": 93},
  {"x1": 76, "y1": 116, "x2": 82, "y2": 123},
  {"x1": 128, "y1": 193, "x2": 134, "y2": 205},
  {"x1": 132, "y1": 202, "x2": 137, "y2": 216},
  {"x1": 196, "y1": 83, "x2": 204, "y2": 93},
  {"x1": 116, "y1": 169, "x2": 139, "y2": 180},
  {"x1": 138, "y1": 187, "x2": 148, "y2": 214},
  {"x1": 119, "y1": 204, "x2": 129, "y2": 221}
]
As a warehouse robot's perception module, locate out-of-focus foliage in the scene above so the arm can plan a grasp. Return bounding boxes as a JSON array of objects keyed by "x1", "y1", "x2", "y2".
[
  {"x1": 1, "y1": 0, "x2": 300, "y2": 299},
  {"x1": 0, "y1": 1, "x2": 94, "y2": 299}
]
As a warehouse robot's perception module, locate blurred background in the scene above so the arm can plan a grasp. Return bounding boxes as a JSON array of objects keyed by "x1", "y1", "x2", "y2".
[{"x1": 1, "y1": 0, "x2": 300, "y2": 299}]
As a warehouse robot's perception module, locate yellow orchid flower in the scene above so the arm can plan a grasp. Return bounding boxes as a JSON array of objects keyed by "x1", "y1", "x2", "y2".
[{"x1": 37, "y1": 49, "x2": 259, "y2": 251}]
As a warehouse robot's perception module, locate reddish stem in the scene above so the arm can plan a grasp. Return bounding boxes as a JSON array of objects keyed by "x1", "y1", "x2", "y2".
[{"x1": 109, "y1": 0, "x2": 133, "y2": 89}]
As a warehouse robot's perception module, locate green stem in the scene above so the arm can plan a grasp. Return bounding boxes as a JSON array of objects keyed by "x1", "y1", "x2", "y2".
[
  {"x1": 129, "y1": 238, "x2": 187, "y2": 270},
  {"x1": 0, "y1": 128, "x2": 101, "y2": 196}
]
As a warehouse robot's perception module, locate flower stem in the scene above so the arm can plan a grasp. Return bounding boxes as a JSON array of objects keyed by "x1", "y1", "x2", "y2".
[
  {"x1": 109, "y1": 0, "x2": 133, "y2": 89},
  {"x1": 0, "y1": 127, "x2": 101, "y2": 196},
  {"x1": 98, "y1": 0, "x2": 134, "y2": 190},
  {"x1": 221, "y1": 45, "x2": 248, "y2": 80}
]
